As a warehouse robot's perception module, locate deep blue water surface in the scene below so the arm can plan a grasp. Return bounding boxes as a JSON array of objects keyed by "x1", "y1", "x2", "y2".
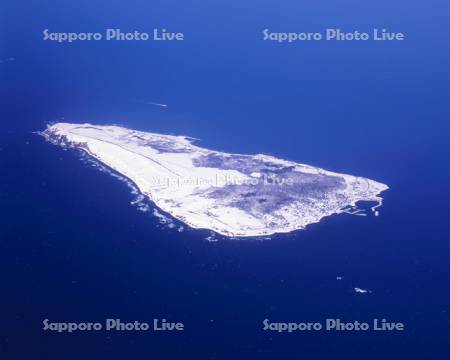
[{"x1": 1, "y1": 0, "x2": 450, "y2": 358}]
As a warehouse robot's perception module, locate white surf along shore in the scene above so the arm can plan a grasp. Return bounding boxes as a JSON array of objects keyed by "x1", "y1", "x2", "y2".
[{"x1": 42, "y1": 123, "x2": 389, "y2": 237}]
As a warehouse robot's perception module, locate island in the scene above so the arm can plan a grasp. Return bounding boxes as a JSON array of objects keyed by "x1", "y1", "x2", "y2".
[{"x1": 42, "y1": 123, "x2": 389, "y2": 237}]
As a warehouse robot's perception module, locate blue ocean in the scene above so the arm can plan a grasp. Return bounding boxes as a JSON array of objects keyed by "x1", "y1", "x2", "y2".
[{"x1": 1, "y1": 0, "x2": 450, "y2": 358}]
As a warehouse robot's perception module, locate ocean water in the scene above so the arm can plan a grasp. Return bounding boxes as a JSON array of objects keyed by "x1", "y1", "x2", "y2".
[{"x1": 1, "y1": 0, "x2": 450, "y2": 358}]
